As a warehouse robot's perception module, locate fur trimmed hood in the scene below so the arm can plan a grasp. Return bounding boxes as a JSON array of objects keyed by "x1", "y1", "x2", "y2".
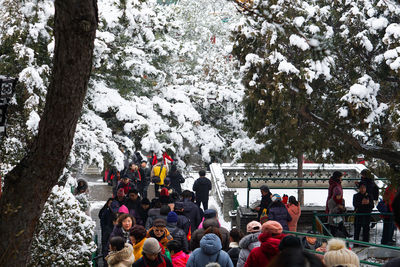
[{"x1": 106, "y1": 243, "x2": 135, "y2": 267}]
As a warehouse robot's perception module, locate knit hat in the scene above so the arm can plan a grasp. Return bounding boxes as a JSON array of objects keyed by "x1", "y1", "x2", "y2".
[
  {"x1": 117, "y1": 188, "x2": 125, "y2": 197},
  {"x1": 271, "y1": 194, "x2": 282, "y2": 202},
  {"x1": 260, "y1": 185, "x2": 270, "y2": 193},
  {"x1": 246, "y1": 221, "x2": 262, "y2": 233},
  {"x1": 153, "y1": 218, "x2": 167, "y2": 227},
  {"x1": 324, "y1": 239, "x2": 360, "y2": 267},
  {"x1": 204, "y1": 209, "x2": 217, "y2": 219},
  {"x1": 333, "y1": 186, "x2": 343, "y2": 197},
  {"x1": 167, "y1": 211, "x2": 178, "y2": 223},
  {"x1": 261, "y1": 220, "x2": 283, "y2": 235},
  {"x1": 118, "y1": 205, "x2": 129, "y2": 214},
  {"x1": 278, "y1": 235, "x2": 301, "y2": 251},
  {"x1": 142, "y1": 237, "x2": 161, "y2": 255},
  {"x1": 160, "y1": 187, "x2": 169, "y2": 197}
]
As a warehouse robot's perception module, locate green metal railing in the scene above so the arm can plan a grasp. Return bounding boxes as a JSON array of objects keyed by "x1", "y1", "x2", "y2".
[
  {"x1": 246, "y1": 177, "x2": 376, "y2": 207},
  {"x1": 283, "y1": 230, "x2": 400, "y2": 266}
]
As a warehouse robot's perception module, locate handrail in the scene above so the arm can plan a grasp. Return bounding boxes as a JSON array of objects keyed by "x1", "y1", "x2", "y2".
[
  {"x1": 315, "y1": 212, "x2": 393, "y2": 217},
  {"x1": 247, "y1": 177, "x2": 388, "y2": 181}
]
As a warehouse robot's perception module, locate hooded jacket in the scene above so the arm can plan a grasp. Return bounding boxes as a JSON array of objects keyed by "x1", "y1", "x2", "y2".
[
  {"x1": 190, "y1": 219, "x2": 230, "y2": 252},
  {"x1": 186, "y1": 233, "x2": 234, "y2": 267},
  {"x1": 243, "y1": 232, "x2": 285, "y2": 267},
  {"x1": 236, "y1": 232, "x2": 260, "y2": 267},
  {"x1": 182, "y1": 199, "x2": 202, "y2": 231},
  {"x1": 133, "y1": 237, "x2": 147, "y2": 262},
  {"x1": 105, "y1": 243, "x2": 135, "y2": 267},
  {"x1": 286, "y1": 204, "x2": 301, "y2": 232}
]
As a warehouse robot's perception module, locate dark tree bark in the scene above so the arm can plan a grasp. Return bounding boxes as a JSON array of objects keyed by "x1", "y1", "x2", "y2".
[
  {"x1": 0, "y1": 0, "x2": 97, "y2": 266},
  {"x1": 297, "y1": 152, "x2": 304, "y2": 206}
]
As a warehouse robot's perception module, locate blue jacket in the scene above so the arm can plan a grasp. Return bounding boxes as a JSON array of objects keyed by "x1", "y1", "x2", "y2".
[
  {"x1": 186, "y1": 234, "x2": 233, "y2": 267},
  {"x1": 268, "y1": 202, "x2": 292, "y2": 231}
]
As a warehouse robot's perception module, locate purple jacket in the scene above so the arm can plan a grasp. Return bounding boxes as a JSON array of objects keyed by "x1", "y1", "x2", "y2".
[{"x1": 268, "y1": 202, "x2": 292, "y2": 230}]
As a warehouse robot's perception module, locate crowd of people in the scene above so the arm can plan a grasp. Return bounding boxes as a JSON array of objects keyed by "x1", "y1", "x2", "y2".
[{"x1": 98, "y1": 158, "x2": 400, "y2": 267}]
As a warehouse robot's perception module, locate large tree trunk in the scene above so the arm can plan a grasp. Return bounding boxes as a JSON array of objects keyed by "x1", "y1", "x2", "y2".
[
  {"x1": 0, "y1": 1, "x2": 97, "y2": 266},
  {"x1": 297, "y1": 152, "x2": 304, "y2": 205}
]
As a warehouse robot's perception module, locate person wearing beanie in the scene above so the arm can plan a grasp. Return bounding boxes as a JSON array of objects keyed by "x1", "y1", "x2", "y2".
[
  {"x1": 268, "y1": 194, "x2": 292, "y2": 231},
  {"x1": 187, "y1": 233, "x2": 234, "y2": 267},
  {"x1": 243, "y1": 220, "x2": 285, "y2": 267},
  {"x1": 254, "y1": 185, "x2": 272, "y2": 221},
  {"x1": 167, "y1": 240, "x2": 190, "y2": 267},
  {"x1": 133, "y1": 237, "x2": 173, "y2": 267},
  {"x1": 147, "y1": 218, "x2": 173, "y2": 249},
  {"x1": 130, "y1": 225, "x2": 148, "y2": 262},
  {"x1": 166, "y1": 211, "x2": 189, "y2": 253},
  {"x1": 106, "y1": 236, "x2": 135, "y2": 267},
  {"x1": 118, "y1": 205, "x2": 129, "y2": 214},
  {"x1": 286, "y1": 195, "x2": 301, "y2": 232},
  {"x1": 237, "y1": 221, "x2": 262, "y2": 267},
  {"x1": 160, "y1": 187, "x2": 171, "y2": 205},
  {"x1": 301, "y1": 230, "x2": 322, "y2": 250},
  {"x1": 279, "y1": 235, "x2": 302, "y2": 251},
  {"x1": 193, "y1": 170, "x2": 212, "y2": 210},
  {"x1": 324, "y1": 239, "x2": 360, "y2": 267},
  {"x1": 326, "y1": 171, "x2": 343, "y2": 213},
  {"x1": 328, "y1": 187, "x2": 350, "y2": 238}
]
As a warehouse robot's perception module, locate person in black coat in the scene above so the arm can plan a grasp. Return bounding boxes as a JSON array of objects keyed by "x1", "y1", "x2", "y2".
[
  {"x1": 181, "y1": 190, "x2": 202, "y2": 232},
  {"x1": 353, "y1": 181, "x2": 374, "y2": 242},
  {"x1": 174, "y1": 202, "x2": 191, "y2": 235},
  {"x1": 355, "y1": 169, "x2": 379, "y2": 201},
  {"x1": 99, "y1": 198, "x2": 116, "y2": 266},
  {"x1": 168, "y1": 164, "x2": 185, "y2": 194},
  {"x1": 192, "y1": 170, "x2": 212, "y2": 210},
  {"x1": 227, "y1": 228, "x2": 243, "y2": 266},
  {"x1": 166, "y1": 212, "x2": 189, "y2": 253},
  {"x1": 139, "y1": 160, "x2": 151, "y2": 199},
  {"x1": 254, "y1": 185, "x2": 272, "y2": 221}
]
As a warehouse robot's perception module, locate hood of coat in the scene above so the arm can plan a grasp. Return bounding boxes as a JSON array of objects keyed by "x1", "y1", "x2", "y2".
[
  {"x1": 259, "y1": 233, "x2": 285, "y2": 256},
  {"x1": 106, "y1": 243, "x2": 134, "y2": 265},
  {"x1": 200, "y1": 233, "x2": 222, "y2": 255},
  {"x1": 239, "y1": 232, "x2": 260, "y2": 249}
]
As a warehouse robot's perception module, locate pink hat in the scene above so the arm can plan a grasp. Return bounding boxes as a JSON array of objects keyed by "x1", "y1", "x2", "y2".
[
  {"x1": 247, "y1": 221, "x2": 262, "y2": 233},
  {"x1": 118, "y1": 205, "x2": 129, "y2": 214},
  {"x1": 261, "y1": 220, "x2": 283, "y2": 235}
]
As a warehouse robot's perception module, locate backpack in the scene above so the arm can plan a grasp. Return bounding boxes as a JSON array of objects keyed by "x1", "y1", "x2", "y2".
[{"x1": 151, "y1": 164, "x2": 164, "y2": 184}]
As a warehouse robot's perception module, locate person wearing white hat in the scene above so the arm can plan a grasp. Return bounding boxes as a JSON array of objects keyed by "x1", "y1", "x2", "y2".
[{"x1": 324, "y1": 239, "x2": 360, "y2": 267}]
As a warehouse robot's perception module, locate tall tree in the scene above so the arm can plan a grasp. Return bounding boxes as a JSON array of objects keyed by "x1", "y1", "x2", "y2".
[
  {"x1": 0, "y1": 0, "x2": 98, "y2": 265},
  {"x1": 232, "y1": 0, "x2": 400, "y2": 178}
]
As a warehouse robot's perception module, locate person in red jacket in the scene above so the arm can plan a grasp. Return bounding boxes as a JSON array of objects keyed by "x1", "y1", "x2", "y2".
[
  {"x1": 167, "y1": 240, "x2": 189, "y2": 267},
  {"x1": 244, "y1": 220, "x2": 285, "y2": 267}
]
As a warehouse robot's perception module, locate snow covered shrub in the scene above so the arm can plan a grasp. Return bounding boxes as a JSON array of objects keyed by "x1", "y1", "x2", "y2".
[{"x1": 29, "y1": 185, "x2": 96, "y2": 266}]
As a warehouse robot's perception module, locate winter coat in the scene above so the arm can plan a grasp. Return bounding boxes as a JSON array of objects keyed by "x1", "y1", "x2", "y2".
[
  {"x1": 170, "y1": 251, "x2": 190, "y2": 267},
  {"x1": 244, "y1": 233, "x2": 285, "y2": 267},
  {"x1": 353, "y1": 192, "x2": 374, "y2": 214},
  {"x1": 147, "y1": 227, "x2": 173, "y2": 249},
  {"x1": 237, "y1": 232, "x2": 260, "y2": 267},
  {"x1": 198, "y1": 218, "x2": 221, "y2": 229},
  {"x1": 286, "y1": 204, "x2": 301, "y2": 232},
  {"x1": 118, "y1": 181, "x2": 136, "y2": 195},
  {"x1": 192, "y1": 177, "x2": 212, "y2": 201},
  {"x1": 327, "y1": 198, "x2": 346, "y2": 226},
  {"x1": 190, "y1": 219, "x2": 230, "y2": 252},
  {"x1": 166, "y1": 222, "x2": 189, "y2": 253},
  {"x1": 106, "y1": 243, "x2": 135, "y2": 267},
  {"x1": 137, "y1": 206, "x2": 149, "y2": 227},
  {"x1": 151, "y1": 163, "x2": 169, "y2": 185},
  {"x1": 111, "y1": 198, "x2": 127, "y2": 213},
  {"x1": 182, "y1": 199, "x2": 202, "y2": 231},
  {"x1": 168, "y1": 169, "x2": 185, "y2": 194},
  {"x1": 145, "y1": 208, "x2": 165, "y2": 229},
  {"x1": 267, "y1": 202, "x2": 292, "y2": 231},
  {"x1": 176, "y1": 214, "x2": 190, "y2": 235},
  {"x1": 326, "y1": 178, "x2": 342, "y2": 213},
  {"x1": 301, "y1": 236, "x2": 322, "y2": 250},
  {"x1": 133, "y1": 237, "x2": 146, "y2": 262},
  {"x1": 257, "y1": 193, "x2": 272, "y2": 219},
  {"x1": 99, "y1": 203, "x2": 115, "y2": 259},
  {"x1": 186, "y1": 233, "x2": 234, "y2": 267},
  {"x1": 110, "y1": 225, "x2": 133, "y2": 244},
  {"x1": 227, "y1": 242, "x2": 240, "y2": 267},
  {"x1": 132, "y1": 254, "x2": 173, "y2": 267},
  {"x1": 359, "y1": 177, "x2": 379, "y2": 201}
]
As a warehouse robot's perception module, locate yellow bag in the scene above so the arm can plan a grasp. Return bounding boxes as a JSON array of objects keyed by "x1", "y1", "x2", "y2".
[{"x1": 260, "y1": 208, "x2": 268, "y2": 224}]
